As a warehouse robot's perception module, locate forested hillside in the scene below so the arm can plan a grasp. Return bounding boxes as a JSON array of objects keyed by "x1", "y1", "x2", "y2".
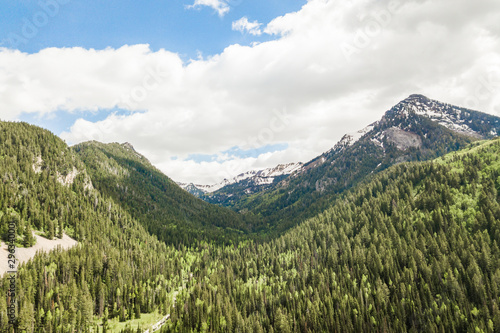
[
  {"x1": 218, "y1": 95, "x2": 500, "y2": 237},
  {"x1": 0, "y1": 122, "x2": 187, "y2": 331},
  {"x1": 2, "y1": 120, "x2": 500, "y2": 332},
  {"x1": 159, "y1": 138, "x2": 500, "y2": 332},
  {"x1": 73, "y1": 141, "x2": 257, "y2": 245}
]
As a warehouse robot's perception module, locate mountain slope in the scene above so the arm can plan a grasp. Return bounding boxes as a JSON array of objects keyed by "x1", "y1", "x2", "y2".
[
  {"x1": 2, "y1": 119, "x2": 500, "y2": 332},
  {"x1": 73, "y1": 141, "x2": 256, "y2": 245},
  {"x1": 0, "y1": 121, "x2": 185, "y2": 331},
  {"x1": 164, "y1": 138, "x2": 500, "y2": 332},
  {"x1": 222, "y1": 94, "x2": 500, "y2": 235}
]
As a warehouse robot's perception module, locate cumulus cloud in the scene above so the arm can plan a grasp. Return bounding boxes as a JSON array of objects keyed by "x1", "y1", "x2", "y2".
[
  {"x1": 1, "y1": 0, "x2": 500, "y2": 184},
  {"x1": 186, "y1": 0, "x2": 230, "y2": 17},
  {"x1": 232, "y1": 17, "x2": 263, "y2": 36}
]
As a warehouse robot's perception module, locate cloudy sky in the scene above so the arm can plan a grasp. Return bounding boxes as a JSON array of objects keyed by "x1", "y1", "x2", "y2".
[{"x1": 1, "y1": 0, "x2": 499, "y2": 184}]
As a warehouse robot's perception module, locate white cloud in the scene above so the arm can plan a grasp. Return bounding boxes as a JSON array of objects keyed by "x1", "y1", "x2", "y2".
[
  {"x1": 1, "y1": 0, "x2": 500, "y2": 184},
  {"x1": 187, "y1": 0, "x2": 230, "y2": 17},
  {"x1": 232, "y1": 17, "x2": 262, "y2": 36}
]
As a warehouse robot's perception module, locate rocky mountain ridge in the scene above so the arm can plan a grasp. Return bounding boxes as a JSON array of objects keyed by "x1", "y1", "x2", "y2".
[
  {"x1": 199, "y1": 94, "x2": 500, "y2": 234},
  {"x1": 178, "y1": 162, "x2": 303, "y2": 196}
]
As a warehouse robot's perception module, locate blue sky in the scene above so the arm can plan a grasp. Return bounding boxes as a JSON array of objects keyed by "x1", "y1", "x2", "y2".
[
  {"x1": 1, "y1": 0, "x2": 499, "y2": 183},
  {"x1": 187, "y1": 143, "x2": 289, "y2": 163},
  {"x1": 0, "y1": 0, "x2": 304, "y2": 57},
  {"x1": 18, "y1": 109, "x2": 139, "y2": 135},
  {"x1": 1, "y1": 0, "x2": 305, "y2": 165}
]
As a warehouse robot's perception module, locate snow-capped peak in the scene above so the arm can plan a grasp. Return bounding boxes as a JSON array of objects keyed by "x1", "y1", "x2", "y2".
[
  {"x1": 258, "y1": 162, "x2": 304, "y2": 177},
  {"x1": 389, "y1": 94, "x2": 481, "y2": 136},
  {"x1": 178, "y1": 162, "x2": 303, "y2": 194}
]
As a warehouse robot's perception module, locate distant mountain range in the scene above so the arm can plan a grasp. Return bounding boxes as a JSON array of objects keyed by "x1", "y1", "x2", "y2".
[
  {"x1": 178, "y1": 162, "x2": 303, "y2": 196},
  {"x1": 179, "y1": 94, "x2": 500, "y2": 233},
  {"x1": 2, "y1": 93, "x2": 500, "y2": 332}
]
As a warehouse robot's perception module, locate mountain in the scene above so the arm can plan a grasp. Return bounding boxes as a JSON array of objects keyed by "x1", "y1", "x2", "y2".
[
  {"x1": 178, "y1": 162, "x2": 303, "y2": 201},
  {"x1": 73, "y1": 141, "x2": 257, "y2": 245},
  {"x1": 177, "y1": 182, "x2": 208, "y2": 197},
  {"x1": 2, "y1": 113, "x2": 500, "y2": 332},
  {"x1": 326, "y1": 94, "x2": 499, "y2": 158},
  {"x1": 159, "y1": 138, "x2": 500, "y2": 332},
  {"x1": 214, "y1": 94, "x2": 500, "y2": 235},
  {"x1": 0, "y1": 121, "x2": 185, "y2": 331}
]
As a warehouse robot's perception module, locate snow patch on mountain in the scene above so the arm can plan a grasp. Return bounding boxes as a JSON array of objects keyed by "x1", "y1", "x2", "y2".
[
  {"x1": 331, "y1": 124, "x2": 375, "y2": 153},
  {"x1": 178, "y1": 162, "x2": 303, "y2": 194},
  {"x1": 177, "y1": 181, "x2": 229, "y2": 194},
  {"x1": 392, "y1": 94, "x2": 482, "y2": 137}
]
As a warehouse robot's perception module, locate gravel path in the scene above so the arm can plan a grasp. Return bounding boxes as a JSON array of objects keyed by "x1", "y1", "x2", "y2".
[{"x1": 0, "y1": 232, "x2": 78, "y2": 276}]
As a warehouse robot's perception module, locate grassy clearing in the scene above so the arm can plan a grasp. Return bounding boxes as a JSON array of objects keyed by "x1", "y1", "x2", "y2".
[{"x1": 94, "y1": 309, "x2": 166, "y2": 333}]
